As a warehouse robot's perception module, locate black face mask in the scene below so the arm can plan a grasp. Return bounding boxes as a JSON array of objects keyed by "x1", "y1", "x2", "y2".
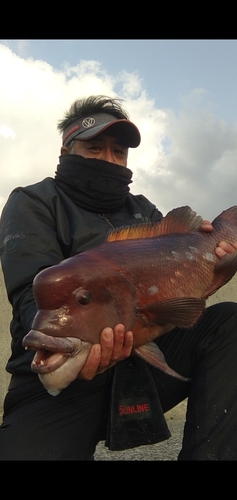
[{"x1": 54, "y1": 154, "x2": 133, "y2": 213}]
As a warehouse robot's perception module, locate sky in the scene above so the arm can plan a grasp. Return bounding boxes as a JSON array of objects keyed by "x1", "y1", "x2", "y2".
[{"x1": 1, "y1": 39, "x2": 237, "y2": 221}]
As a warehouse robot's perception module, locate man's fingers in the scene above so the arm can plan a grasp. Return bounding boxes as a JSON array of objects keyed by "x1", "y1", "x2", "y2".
[
  {"x1": 99, "y1": 327, "x2": 114, "y2": 367},
  {"x1": 112, "y1": 327, "x2": 133, "y2": 361},
  {"x1": 110, "y1": 324, "x2": 126, "y2": 360},
  {"x1": 100, "y1": 324, "x2": 133, "y2": 365},
  {"x1": 77, "y1": 324, "x2": 134, "y2": 380},
  {"x1": 216, "y1": 241, "x2": 237, "y2": 258},
  {"x1": 78, "y1": 344, "x2": 101, "y2": 380},
  {"x1": 199, "y1": 220, "x2": 213, "y2": 233}
]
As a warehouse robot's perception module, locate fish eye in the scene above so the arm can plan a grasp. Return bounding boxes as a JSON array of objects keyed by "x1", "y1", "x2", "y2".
[{"x1": 75, "y1": 289, "x2": 91, "y2": 305}]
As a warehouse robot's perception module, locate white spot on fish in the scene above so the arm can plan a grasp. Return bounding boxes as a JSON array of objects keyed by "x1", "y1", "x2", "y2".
[
  {"x1": 171, "y1": 251, "x2": 181, "y2": 259},
  {"x1": 172, "y1": 246, "x2": 200, "y2": 262},
  {"x1": 205, "y1": 252, "x2": 215, "y2": 262},
  {"x1": 188, "y1": 246, "x2": 199, "y2": 254},
  {"x1": 148, "y1": 285, "x2": 158, "y2": 295},
  {"x1": 185, "y1": 251, "x2": 195, "y2": 261}
]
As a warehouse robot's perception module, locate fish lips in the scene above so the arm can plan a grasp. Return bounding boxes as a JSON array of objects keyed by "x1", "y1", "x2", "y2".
[{"x1": 22, "y1": 330, "x2": 86, "y2": 374}]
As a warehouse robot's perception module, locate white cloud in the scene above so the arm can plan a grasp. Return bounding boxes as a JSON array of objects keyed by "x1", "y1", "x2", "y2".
[
  {"x1": 0, "y1": 125, "x2": 15, "y2": 139},
  {"x1": 140, "y1": 105, "x2": 237, "y2": 219},
  {"x1": 1, "y1": 43, "x2": 237, "y2": 223}
]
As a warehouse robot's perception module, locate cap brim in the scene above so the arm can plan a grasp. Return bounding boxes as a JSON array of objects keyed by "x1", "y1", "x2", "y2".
[{"x1": 75, "y1": 120, "x2": 141, "y2": 148}]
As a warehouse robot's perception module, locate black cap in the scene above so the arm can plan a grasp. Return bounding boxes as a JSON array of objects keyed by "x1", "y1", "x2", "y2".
[{"x1": 62, "y1": 113, "x2": 141, "y2": 148}]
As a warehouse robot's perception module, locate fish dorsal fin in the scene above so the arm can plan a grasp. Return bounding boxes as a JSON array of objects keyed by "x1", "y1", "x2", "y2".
[
  {"x1": 157, "y1": 206, "x2": 203, "y2": 235},
  {"x1": 106, "y1": 206, "x2": 203, "y2": 242},
  {"x1": 107, "y1": 222, "x2": 162, "y2": 242}
]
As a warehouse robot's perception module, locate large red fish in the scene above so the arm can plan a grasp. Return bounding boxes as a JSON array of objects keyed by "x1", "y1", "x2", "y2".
[{"x1": 23, "y1": 206, "x2": 237, "y2": 395}]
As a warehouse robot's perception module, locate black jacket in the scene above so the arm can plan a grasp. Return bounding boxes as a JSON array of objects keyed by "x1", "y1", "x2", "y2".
[{"x1": 0, "y1": 176, "x2": 163, "y2": 374}]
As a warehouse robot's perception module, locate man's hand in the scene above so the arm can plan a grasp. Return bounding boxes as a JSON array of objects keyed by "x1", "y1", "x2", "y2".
[
  {"x1": 199, "y1": 220, "x2": 237, "y2": 258},
  {"x1": 78, "y1": 324, "x2": 133, "y2": 381},
  {"x1": 215, "y1": 241, "x2": 237, "y2": 258},
  {"x1": 199, "y1": 220, "x2": 213, "y2": 232}
]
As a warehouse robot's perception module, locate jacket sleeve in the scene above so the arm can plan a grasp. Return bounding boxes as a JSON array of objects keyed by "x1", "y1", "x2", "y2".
[{"x1": 0, "y1": 187, "x2": 65, "y2": 334}]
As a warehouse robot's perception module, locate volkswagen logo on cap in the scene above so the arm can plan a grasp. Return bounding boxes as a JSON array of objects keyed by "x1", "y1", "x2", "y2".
[{"x1": 82, "y1": 117, "x2": 96, "y2": 129}]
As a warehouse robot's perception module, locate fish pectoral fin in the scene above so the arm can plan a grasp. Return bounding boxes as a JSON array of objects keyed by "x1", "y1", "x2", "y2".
[
  {"x1": 133, "y1": 342, "x2": 190, "y2": 381},
  {"x1": 204, "y1": 251, "x2": 237, "y2": 298},
  {"x1": 139, "y1": 297, "x2": 205, "y2": 328}
]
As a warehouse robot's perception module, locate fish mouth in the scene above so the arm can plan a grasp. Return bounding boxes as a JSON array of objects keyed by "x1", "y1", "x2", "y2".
[{"x1": 22, "y1": 329, "x2": 85, "y2": 374}]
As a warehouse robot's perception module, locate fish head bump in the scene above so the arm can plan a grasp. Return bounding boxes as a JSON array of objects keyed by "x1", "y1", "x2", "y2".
[{"x1": 31, "y1": 258, "x2": 137, "y2": 344}]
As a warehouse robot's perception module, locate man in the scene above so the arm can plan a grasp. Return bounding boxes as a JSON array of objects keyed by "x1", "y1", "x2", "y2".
[{"x1": 0, "y1": 95, "x2": 237, "y2": 460}]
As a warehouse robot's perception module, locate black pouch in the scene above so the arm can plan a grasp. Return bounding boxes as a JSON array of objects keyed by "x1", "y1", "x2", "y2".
[{"x1": 105, "y1": 356, "x2": 171, "y2": 451}]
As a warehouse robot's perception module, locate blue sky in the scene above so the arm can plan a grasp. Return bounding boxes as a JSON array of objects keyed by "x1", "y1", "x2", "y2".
[{"x1": 1, "y1": 39, "x2": 237, "y2": 220}]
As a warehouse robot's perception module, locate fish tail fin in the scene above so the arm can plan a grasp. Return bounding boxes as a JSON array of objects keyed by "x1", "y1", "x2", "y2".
[
  {"x1": 204, "y1": 251, "x2": 237, "y2": 298},
  {"x1": 212, "y1": 206, "x2": 237, "y2": 225},
  {"x1": 133, "y1": 342, "x2": 190, "y2": 382}
]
